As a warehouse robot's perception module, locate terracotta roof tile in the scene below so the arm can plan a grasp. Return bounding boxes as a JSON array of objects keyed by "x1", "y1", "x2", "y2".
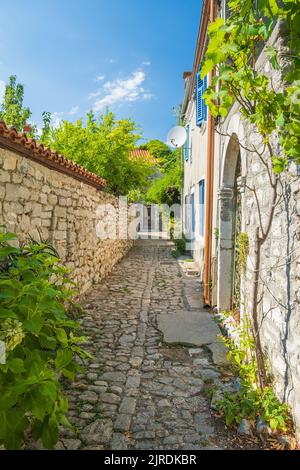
[
  {"x1": 0, "y1": 121, "x2": 106, "y2": 190},
  {"x1": 129, "y1": 149, "x2": 157, "y2": 166}
]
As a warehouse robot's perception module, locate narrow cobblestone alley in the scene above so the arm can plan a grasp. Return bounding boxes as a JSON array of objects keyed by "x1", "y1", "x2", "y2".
[{"x1": 52, "y1": 240, "x2": 252, "y2": 450}]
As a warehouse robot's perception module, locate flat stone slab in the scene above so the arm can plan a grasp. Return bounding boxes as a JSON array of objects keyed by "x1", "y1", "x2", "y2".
[
  {"x1": 181, "y1": 278, "x2": 203, "y2": 309},
  {"x1": 157, "y1": 310, "x2": 221, "y2": 346},
  {"x1": 207, "y1": 340, "x2": 229, "y2": 366}
]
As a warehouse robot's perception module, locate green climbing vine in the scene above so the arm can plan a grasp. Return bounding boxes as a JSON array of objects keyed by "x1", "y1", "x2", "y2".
[
  {"x1": 236, "y1": 232, "x2": 249, "y2": 274},
  {"x1": 202, "y1": 0, "x2": 300, "y2": 171}
]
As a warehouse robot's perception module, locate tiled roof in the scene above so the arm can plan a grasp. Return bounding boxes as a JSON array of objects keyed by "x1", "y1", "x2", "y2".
[
  {"x1": 0, "y1": 121, "x2": 106, "y2": 190},
  {"x1": 129, "y1": 149, "x2": 157, "y2": 166}
]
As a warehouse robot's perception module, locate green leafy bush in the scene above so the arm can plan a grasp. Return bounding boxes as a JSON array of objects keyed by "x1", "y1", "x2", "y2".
[
  {"x1": 171, "y1": 234, "x2": 188, "y2": 258},
  {"x1": 217, "y1": 311, "x2": 290, "y2": 432},
  {"x1": 127, "y1": 188, "x2": 145, "y2": 203},
  {"x1": 0, "y1": 230, "x2": 89, "y2": 449},
  {"x1": 45, "y1": 111, "x2": 153, "y2": 195},
  {"x1": 218, "y1": 386, "x2": 289, "y2": 431},
  {"x1": 145, "y1": 149, "x2": 182, "y2": 206}
]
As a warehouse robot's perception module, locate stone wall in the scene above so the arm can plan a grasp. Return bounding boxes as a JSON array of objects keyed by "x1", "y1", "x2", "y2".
[
  {"x1": 243, "y1": 25, "x2": 300, "y2": 440},
  {"x1": 0, "y1": 147, "x2": 134, "y2": 294},
  {"x1": 217, "y1": 22, "x2": 300, "y2": 440},
  {"x1": 246, "y1": 149, "x2": 300, "y2": 437}
]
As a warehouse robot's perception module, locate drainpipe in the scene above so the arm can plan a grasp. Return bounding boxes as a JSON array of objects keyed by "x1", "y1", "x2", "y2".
[{"x1": 203, "y1": 0, "x2": 216, "y2": 306}]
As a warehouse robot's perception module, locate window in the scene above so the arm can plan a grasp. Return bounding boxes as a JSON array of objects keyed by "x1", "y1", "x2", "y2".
[
  {"x1": 199, "y1": 179, "x2": 205, "y2": 236},
  {"x1": 196, "y1": 70, "x2": 207, "y2": 127},
  {"x1": 184, "y1": 195, "x2": 189, "y2": 234},
  {"x1": 184, "y1": 125, "x2": 190, "y2": 161},
  {"x1": 190, "y1": 192, "x2": 195, "y2": 238}
]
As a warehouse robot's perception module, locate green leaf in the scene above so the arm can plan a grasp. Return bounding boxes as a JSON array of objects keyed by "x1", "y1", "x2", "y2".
[
  {"x1": 0, "y1": 390, "x2": 19, "y2": 410},
  {"x1": 265, "y1": 45, "x2": 280, "y2": 70},
  {"x1": 0, "y1": 410, "x2": 28, "y2": 449},
  {"x1": 8, "y1": 358, "x2": 25, "y2": 374},
  {"x1": 272, "y1": 156, "x2": 287, "y2": 173},
  {"x1": 269, "y1": 418, "x2": 278, "y2": 431},
  {"x1": 39, "y1": 381, "x2": 58, "y2": 401},
  {"x1": 268, "y1": 0, "x2": 279, "y2": 16},
  {"x1": 0, "y1": 232, "x2": 17, "y2": 242},
  {"x1": 55, "y1": 349, "x2": 73, "y2": 369},
  {"x1": 41, "y1": 419, "x2": 59, "y2": 449},
  {"x1": 0, "y1": 246, "x2": 19, "y2": 259},
  {"x1": 208, "y1": 17, "x2": 224, "y2": 34},
  {"x1": 59, "y1": 414, "x2": 72, "y2": 429},
  {"x1": 0, "y1": 307, "x2": 17, "y2": 319},
  {"x1": 55, "y1": 328, "x2": 68, "y2": 346},
  {"x1": 200, "y1": 59, "x2": 214, "y2": 78},
  {"x1": 275, "y1": 113, "x2": 285, "y2": 127},
  {"x1": 23, "y1": 316, "x2": 43, "y2": 334},
  {"x1": 61, "y1": 367, "x2": 75, "y2": 380},
  {"x1": 39, "y1": 334, "x2": 57, "y2": 350}
]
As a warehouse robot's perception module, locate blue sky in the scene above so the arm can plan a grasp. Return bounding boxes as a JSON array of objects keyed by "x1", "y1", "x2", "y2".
[{"x1": 0, "y1": 0, "x2": 201, "y2": 143}]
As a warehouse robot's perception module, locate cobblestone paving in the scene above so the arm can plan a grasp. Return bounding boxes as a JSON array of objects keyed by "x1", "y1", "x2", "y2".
[{"x1": 56, "y1": 240, "x2": 228, "y2": 450}]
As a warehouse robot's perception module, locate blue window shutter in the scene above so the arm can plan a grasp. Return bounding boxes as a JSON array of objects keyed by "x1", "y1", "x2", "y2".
[
  {"x1": 203, "y1": 75, "x2": 207, "y2": 122},
  {"x1": 196, "y1": 72, "x2": 203, "y2": 126},
  {"x1": 196, "y1": 70, "x2": 207, "y2": 126}
]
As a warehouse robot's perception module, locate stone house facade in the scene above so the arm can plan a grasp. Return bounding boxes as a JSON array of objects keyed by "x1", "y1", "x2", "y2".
[{"x1": 181, "y1": 1, "x2": 300, "y2": 439}]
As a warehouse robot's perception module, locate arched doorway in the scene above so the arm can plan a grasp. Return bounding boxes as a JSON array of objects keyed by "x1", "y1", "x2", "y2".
[{"x1": 217, "y1": 133, "x2": 243, "y2": 313}]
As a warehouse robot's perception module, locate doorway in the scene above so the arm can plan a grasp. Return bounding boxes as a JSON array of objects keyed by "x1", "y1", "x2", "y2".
[{"x1": 217, "y1": 134, "x2": 243, "y2": 313}]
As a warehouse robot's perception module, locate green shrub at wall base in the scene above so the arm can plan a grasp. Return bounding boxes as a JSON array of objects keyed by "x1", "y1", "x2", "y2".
[
  {"x1": 0, "y1": 230, "x2": 90, "y2": 449},
  {"x1": 217, "y1": 312, "x2": 290, "y2": 433}
]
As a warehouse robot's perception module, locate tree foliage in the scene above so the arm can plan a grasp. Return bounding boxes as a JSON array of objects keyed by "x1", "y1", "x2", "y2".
[
  {"x1": 0, "y1": 230, "x2": 89, "y2": 449},
  {"x1": 139, "y1": 138, "x2": 179, "y2": 172},
  {"x1": 0, "y1": 75, "x2": 31, "y2": 131},
  {"x1": 43, "y1": 111, "x2": 154, "y2": 195},
  {"x1": 145, "y1": 148, "x2": 182, "y2": 205},
  {"x1": 139, "y1": 139, "x2": 171, "y2": 164},
  {"x1": 0, "y1": 75, "x2": 155, "y2": 195},
  {"x1": 40, "y1": 111, "x2": 52, "y2": 145}
]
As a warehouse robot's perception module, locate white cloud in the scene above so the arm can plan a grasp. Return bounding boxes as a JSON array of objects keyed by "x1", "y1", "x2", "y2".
[
  {"x1": 88, "y1": 90, "x2": 102, "y2": 99},
  {"x1": 69, "y1": 105, "x2": 79, "y2": 116},
  {"x1": 142, "y1": 61, "x2": 151, "y2": 66},
  {"x1": 36, "y1": 126, "x2": 43, "y2": 137},
  {"x1": 52, "y1": 111, "x2": 64, "y2": 129},
  {"x1": 142, "y1": 92, "x2": 154, "y2": 100},
  {"x1": 0, "y1": 80, "x2": 5, "y2": 103},
  {"x1": 92, "y1": 69, "x2": 153, "y2": 111},
  {"x1": 96, "y1": 75, "x2": 105, "y2": 82}
]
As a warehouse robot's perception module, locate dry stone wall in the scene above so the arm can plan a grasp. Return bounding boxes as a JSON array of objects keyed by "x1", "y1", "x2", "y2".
[{"x1": 0, "y1": 148, "x2": 134, "y2": 294}]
